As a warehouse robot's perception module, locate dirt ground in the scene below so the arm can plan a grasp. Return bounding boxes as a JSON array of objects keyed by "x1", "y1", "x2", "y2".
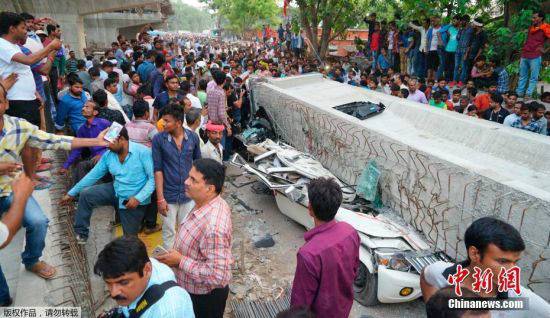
[{"x1": 223, "y1": 165, "x2": 426, "y2": 318}]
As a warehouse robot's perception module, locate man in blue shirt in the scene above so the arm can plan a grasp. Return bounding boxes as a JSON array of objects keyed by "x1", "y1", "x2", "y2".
[
  {"x1": 137, "y1": 51, "x2": 155, "y2": 83},
  {"x1": 455, "y1": 15, "x2": 474, "y2": 85},
  {"x1": 152, "y1": 75, "x2": 184, "y2": 120},
  {"x1": 61, "y1": 127, "x2": 155, "y2": 244},
  {"x1": 150, "y1": 53, "x2": 166, "y2": 98},
  {"x1": 94, "y1": 236, "x2": 195, "y2": 318},
  {"x1": 56, "y1": 75, "x2": 87, "y2": 133},
  {"x1": 152, "y1": 104, "x2": 201, "y2": 249},
  {"x1": 58, "y1": 100, "x2": 111, "y2": 185}
]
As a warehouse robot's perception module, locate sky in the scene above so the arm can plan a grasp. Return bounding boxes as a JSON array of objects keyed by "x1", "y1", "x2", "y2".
[{"x1": 179, "y1": 0, "x2": 207, "y2": 8}]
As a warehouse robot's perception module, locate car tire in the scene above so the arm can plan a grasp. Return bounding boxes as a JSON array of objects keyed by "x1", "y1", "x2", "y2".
[{"x1": 353, "y1": 262, "x2": 379, "y2": 306}]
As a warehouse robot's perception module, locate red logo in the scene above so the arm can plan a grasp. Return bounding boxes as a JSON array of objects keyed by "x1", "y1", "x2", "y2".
[
  {"x1": 472, "y1": 267, "x2": 494, "y2": 293},
  {"x1": 498, "y1": 266, "x2": 521, "y2": 294},
  {"x1": 447, "y1": 264, "x2": 470, "y2": 296},
  {"x1": 447, "y1": 266, "x2": 521, "y2": 296}
]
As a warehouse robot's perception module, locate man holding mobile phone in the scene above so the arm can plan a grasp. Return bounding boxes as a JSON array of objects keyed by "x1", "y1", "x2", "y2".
[
  {"x1": 60, "y1": 127, "x2": 155, "y2": 244},
  {"x1": 0, "y1": 83, "x2": 109, "y2": 305}
]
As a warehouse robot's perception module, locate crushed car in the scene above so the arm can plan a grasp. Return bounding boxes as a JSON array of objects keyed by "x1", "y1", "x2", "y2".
[{"x1": 230, "y1": 139, "x2": 452, "y2": 305}]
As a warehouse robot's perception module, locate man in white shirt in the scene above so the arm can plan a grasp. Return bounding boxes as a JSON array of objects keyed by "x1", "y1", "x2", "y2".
[
  {"x1": 503, "y1": 101, "x2": 522, "y2": 127},
  {"x1": 180, "y1": 81, "x2": 201, "y2": 109},
  {"x1": 201, "y1": 122, "x2": 224, "y2": 164},
  {"x1": 0, "y1": 12, "x2": 61, "y2": 126}
]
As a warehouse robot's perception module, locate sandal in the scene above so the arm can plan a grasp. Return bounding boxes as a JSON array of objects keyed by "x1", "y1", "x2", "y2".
[
  {"x1": 34, "y1": 180, "x2": 52, "y2": 191},
  {"x1": 36, "y1": 163, "x2": 52, "y2": 172},
  {"x1": 40, "y1": 157, "x2": 53, "y2": 164},
  {"x1": 27, "y1": 261, "x2": 57, "y2": 280},
  {"x1": 35, "y1": 175, "x2": 52, "y2": 183}
]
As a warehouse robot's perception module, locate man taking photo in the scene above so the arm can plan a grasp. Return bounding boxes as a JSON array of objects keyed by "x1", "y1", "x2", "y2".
[{"x1": 95, "y1": 236, "x2": 194, "y2": 318}]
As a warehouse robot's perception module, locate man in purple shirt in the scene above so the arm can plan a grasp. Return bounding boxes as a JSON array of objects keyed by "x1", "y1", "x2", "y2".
[
  {"x1": 406, "y1": 78, "x2": 428, "y2": 104},
  {"x1": 58, "y1": 100, "x2": 110, "y2": 185},
  {"x1": 290, "y1": 177, "x2": 360, "y2": 318}
]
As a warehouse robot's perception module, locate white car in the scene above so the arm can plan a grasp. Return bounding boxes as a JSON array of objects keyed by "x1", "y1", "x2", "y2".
[{"x1": 231, "y1": 140, "x2": 452, "y2": 305}]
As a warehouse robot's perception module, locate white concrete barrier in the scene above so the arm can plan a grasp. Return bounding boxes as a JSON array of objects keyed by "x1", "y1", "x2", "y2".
[{"x1": 252, "y1": 74, "x2": 550, "y2": 300}]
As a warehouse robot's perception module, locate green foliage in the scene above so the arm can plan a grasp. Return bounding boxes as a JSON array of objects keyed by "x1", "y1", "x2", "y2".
[
  {"x1": 203, "y1": 0, "x2": 280, "y2": 36},
  {"x1": 167, "y1": 1, "x2": 215, "y2": 33},
  {"x1": 541, "y1": 67, "x2": 550, "y2": 84},
  {"x1": 296, "y1": 0, "x2": 368, "y2": 57}
]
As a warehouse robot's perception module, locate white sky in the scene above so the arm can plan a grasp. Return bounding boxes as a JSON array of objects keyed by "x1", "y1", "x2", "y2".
[
  {"x1": 178, "y1": 0, "x2": 207, "y2": 8},
  {"x1": 178, "y1": 0, "x2": 286, "y2": 9}
]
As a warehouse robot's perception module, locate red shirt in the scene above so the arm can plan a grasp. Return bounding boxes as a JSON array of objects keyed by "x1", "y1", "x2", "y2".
[
  {"x1": 521, "y1": 23, "x2": 550, "y2": 59},
  {"x1": 290, "y1": 220, "x2": 360, "y2": 318},
  {"x1": 370, "y1": 32, "x2": 380, "y2": 51}
]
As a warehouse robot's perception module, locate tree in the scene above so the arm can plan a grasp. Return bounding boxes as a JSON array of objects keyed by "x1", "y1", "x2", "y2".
[
  {"x1": 201, "y1": 0, "x2": 279, "y2": 38},
  {"x1": 167, "y1": 1, "x2": 215, "y2": 33},
  {"x1": 295, "y1": 0, "x2": 367, "y2": 60}
]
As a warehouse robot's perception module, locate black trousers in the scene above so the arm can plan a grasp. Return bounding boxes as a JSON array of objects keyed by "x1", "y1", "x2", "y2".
[
  {"x1": 143, "y1": 191, "x2": 158, "y2": 229},
  {"x1": 189, "y1": 286, "x2": 229, "y2": 318}
]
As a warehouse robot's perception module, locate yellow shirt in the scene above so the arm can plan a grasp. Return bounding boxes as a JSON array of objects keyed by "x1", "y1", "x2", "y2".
[{"x1": 0, "y1": 115, "x2": 73, "y2": 196}]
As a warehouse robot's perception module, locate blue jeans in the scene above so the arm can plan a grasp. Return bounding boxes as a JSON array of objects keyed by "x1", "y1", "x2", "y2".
[
  {"x1": 516, "y1": 57, "x2": 542, "y2": 97},
  {"x1": 415, "y1": 52, "x2": 426, "y2": 79},
  {"x1": 371, "y1": 51, "x2": 378, "y2": 70},
  {"x1": 436, "y1": 49, "x2": 446, "y2": 80},
  {"x1": 454, "y1": 51, "x2": 470, "y2": 83},
  {"x1": 0, "y1": 195, "x2": 48, "y2": 303},
  {"x1": 74, "y1": 182, "x2": 145, "y2": 238},
  {"x1": 407, "y1": 49, "x2": 418, "y2": 76}
]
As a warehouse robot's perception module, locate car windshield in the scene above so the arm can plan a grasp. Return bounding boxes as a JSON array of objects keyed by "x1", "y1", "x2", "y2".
[{"x1": 333, "y1": 101, "x2": 385, "y2": 120}]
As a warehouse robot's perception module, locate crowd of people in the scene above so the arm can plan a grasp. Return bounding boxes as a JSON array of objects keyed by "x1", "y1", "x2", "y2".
[{"x1": 0, "y1": 7, "x2": 548, "y2": 318}]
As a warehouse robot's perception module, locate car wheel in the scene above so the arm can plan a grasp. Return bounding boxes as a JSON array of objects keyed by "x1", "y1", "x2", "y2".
[{"x1": 353, "y1": 262, "x2": 379, "y2": 306}]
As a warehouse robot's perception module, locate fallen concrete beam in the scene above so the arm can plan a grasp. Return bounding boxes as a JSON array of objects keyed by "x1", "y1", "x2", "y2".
[{"x1": 251, "y1": 74, "x2": 550, "y2": 300}]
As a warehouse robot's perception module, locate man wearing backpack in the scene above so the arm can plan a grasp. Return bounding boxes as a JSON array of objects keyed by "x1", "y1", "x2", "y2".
[{"x1": 95, "y1": 236, "x2": 195, "y2": 318}]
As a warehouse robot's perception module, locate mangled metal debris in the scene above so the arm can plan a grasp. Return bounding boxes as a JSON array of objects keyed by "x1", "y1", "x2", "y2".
[{"x1": 231, "y1": 139, "x2": 452, "y2": 305}]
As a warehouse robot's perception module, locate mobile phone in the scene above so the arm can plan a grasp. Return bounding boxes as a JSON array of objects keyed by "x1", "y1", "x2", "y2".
[
  {"x1": 122, "y1": 199, "x2": 129, "y2": 205},
  {"x1": 152, "y1": 245, "x2": 168, "y2": 258},
  {"x1": 104, "y1": 122, "x2": 123, "y2": 143}
]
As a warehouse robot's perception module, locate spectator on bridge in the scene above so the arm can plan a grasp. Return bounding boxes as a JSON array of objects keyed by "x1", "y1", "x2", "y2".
[
  {"x1": 156, "y1": 158, "x2": 232, "y2": 318},
  {"x1": 201, "y1": 122, "x2": 224, "y2": 164},
  {"x1": 531, "y1": 101, "x2": 548, "y2": 135},
  {"x1": 55, "y1": 75, "x2": 88, "y2": 133},
  {"x1": 125, "y1": 100, "x2": 160, "y2": 235},
  {"x1": 516, "y1": 11, "x2": 549, "y2": 99},
  {"x1": 89, "y1": 67, "x2": 103, "y2": 94},
  {"x1": 152, "y1": 75, "x2": 185, "y2": 120},
  {"x1": 104, "y1": 77, "x2": 130, "y2": 123},
  {"x1": 290, "y1": 177, "x2": 359, "y2": 318},
  {"x1": 0, "y1": 82, "x2": 110, "y2": 304},
  {"x1": 503, "y1": 100, "x2": 523, "y2": 127},
  {"x1": 137, "y1": 50, "x2": 155, "y2": 83},
  {"x1": 76, "y1": 59, "x2": 92, "y2": 93},
  {"x1": 482, "y1": 93, "x2": 509, "y2": 124},
  {"x1": 406, "y1": 78, "x2": 428, "y2": 104},
  {"x1": 94, "y1": 236, "x2": 195, "y2": 318},
  {"x1": 61, "y1": 127, "x2": 155, "y2": 244},
  {"x1": 152, "y1": 104, "x2": 201, "y2": 249},
  {"x1": 93, "y1": 89, "x2": 126, "y2": 125}
]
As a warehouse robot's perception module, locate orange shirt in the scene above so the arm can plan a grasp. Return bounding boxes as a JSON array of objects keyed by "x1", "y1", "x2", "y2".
[{"x1": 474, "y1": 93, "x2": 491, "y2": 113}]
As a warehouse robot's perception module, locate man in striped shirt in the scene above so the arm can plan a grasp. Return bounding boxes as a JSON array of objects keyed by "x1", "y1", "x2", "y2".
[
  {"x1": 0, "y1": 83, "x2": 109, "y2": 305},
  {"x1": 207, "y1": 70, "x2": 232, "y2": 137},
  {"x1": 157, "y1": 158, "x2": 232, "y2": 318}
]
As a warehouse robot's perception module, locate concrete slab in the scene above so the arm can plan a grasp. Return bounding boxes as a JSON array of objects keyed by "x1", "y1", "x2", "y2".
[{"x1": 252, "y1": 74, "x2": 550, "y2": 300}]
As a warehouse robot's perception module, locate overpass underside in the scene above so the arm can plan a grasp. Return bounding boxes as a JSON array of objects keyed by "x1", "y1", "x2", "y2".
[{"x1": 1, "y1": 0, "x2": 172, "y2": 56}]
